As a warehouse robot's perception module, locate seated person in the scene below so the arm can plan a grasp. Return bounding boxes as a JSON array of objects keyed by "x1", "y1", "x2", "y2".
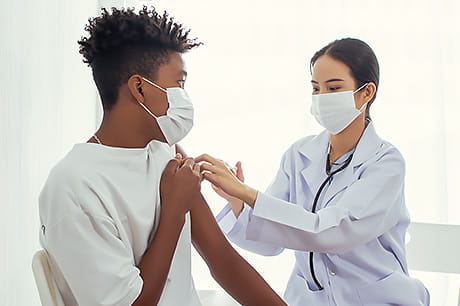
[{"x1": 38, "y1": 6, "x2": 286, "y2": 306}]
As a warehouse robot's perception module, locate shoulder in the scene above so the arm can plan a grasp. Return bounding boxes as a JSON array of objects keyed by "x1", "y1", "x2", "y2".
[
  {"x1": 44, "y1": 146, "x2": 93, "y2": 191},
  {"x1": 282, "y1": 134, "x2": 318, "y2": 156},
  {"x1": 39, "y1": 146, "x2": 97, "y2": 220},
  {"x1": 359, "y1": 139, "x2": 406, "y2": 180},
  {"x1": 377, "y1": 140, "x2": 405, "y2": 167}
]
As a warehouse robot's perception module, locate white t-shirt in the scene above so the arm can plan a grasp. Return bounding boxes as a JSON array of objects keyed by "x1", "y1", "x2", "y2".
[{"x1": 39, "y1": 140, "x2": 201, "y2": 306}]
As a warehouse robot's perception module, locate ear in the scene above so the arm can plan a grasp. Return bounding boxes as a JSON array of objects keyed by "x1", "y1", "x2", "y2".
[
  {"x1": 362, "y1": 82, "x2": 377, "y2": 105},
  {"x1": 127, "y1": 74, "x2": 144, "y2": 104}
]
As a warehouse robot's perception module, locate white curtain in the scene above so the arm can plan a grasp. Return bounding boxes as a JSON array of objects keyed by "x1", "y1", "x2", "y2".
[
  {"x1": 1, "y1": 0, "x2": 458, "y2": 305},
  {"x1": 0, "y1": 1, "x2": 98, "y2": 305}
]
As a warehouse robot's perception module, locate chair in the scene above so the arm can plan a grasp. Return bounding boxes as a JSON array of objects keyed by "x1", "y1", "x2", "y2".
[
  {"x1": 406, "y1": 222, "x2": 460, "y2": 306},
  {"x1": 32, "y1": 250, "x2": 65, "y2": 306}
]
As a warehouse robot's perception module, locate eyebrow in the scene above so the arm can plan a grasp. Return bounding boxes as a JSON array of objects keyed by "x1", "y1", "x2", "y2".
[{"x1": 311, "y1": 78, "x2": 345, "y2": 84}]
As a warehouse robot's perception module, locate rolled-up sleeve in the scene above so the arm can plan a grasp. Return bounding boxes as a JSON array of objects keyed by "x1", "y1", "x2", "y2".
[{"x1": 43, "y1": 204, "x2": 143, "y2": 306}]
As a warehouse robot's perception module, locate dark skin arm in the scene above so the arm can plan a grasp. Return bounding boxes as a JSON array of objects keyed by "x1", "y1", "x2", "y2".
[
  {"x1": 176, "y1": 145, "x2": 286, "y2": 306},
  {"x1": 191, "y1": 194, "x2": 286, "y2": 305},
  {"x1": 133, "y1": 156, "x2": 202, "y2": 306}
]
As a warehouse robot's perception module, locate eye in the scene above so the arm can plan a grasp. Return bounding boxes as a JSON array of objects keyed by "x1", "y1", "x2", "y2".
[
  {"x1": 312, "y1": 87, "x2": 319, "y2": 93},
  {"x1": 177, "y1": 80, "x2": 186, "y2": 88},
  {"x1": 329, "y1": 87, "x2": 341, "y2": 91}
]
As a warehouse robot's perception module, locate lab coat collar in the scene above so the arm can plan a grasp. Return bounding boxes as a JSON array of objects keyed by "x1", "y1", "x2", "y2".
[
  {"x1": 298, "y1": 121, "x2": 382, "y2": 204},
  {"x1": 299, "y1": 121, "x2": 382, "y2": 168},
  {"x1": 349, "y1": 121, "x2": 382, "y2": 167}
]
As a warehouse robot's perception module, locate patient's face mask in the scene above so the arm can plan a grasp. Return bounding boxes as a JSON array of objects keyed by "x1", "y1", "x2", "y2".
[
  {"x1": 139, "y1": 77, "x2": 194, "y2": 146},
  {"x1": 310, "y1": 83, "x2": 368, "y2": 135}
]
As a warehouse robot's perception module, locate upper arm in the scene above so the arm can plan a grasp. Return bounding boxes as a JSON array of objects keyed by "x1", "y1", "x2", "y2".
[
  {"x1": 42, "y1": 194, "x2": 142, "y2": 305},
  {"x1": 265, "y1": 150, "x2": 291, "y2": 201},
  {"x1": 190, "y1": 194, "x2": 235, "y2": 266}
]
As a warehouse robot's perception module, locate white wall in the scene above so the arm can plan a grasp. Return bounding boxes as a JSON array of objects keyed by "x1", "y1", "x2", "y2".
[{"x1": 0, "y1": 1, "x2": 98, "y2": 304}]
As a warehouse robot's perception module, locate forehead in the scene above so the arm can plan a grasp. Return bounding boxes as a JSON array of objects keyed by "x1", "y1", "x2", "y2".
[
  {"x1": 156, "y1": 52, "x2": 186, "y2": 77},
  {"x1": 311, "y1": 55, "x2": 352, "y2": 81},
  {"x1": 166, "y1": 52, "x2": 186, "y2": 72}
]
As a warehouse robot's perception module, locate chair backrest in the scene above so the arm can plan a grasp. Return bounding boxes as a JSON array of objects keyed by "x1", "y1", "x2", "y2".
[
  {"x1": 32, "y1": 250, "x2": 65, "y2": 306},
  {"x1": 406, "y1": 222, "x2": 460, "y2": 274},
  {"x1": 406, "y1": 222, "x2": 460, "y2": 306}
]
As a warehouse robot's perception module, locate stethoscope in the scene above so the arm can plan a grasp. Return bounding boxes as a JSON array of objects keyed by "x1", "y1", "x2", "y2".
[{"x1": 309, "y1": 151, "x2": 354, "y2": 290}]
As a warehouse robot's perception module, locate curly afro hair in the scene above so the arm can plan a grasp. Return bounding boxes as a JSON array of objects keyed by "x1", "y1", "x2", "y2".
[{"x1": 78, "y1": 6, "x2": 202, "y2": 110}]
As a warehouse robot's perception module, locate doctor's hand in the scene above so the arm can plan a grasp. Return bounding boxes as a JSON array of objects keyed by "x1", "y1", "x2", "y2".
[
  {"x1": 211, "y1": 161, "x2": 245, "y2": 218},
  {"x1": 196, "y1": 154, "x2": 258, "y2": 209},
  {"x1": 160, "y1": 154, "x2": 202, "y2": 221}
]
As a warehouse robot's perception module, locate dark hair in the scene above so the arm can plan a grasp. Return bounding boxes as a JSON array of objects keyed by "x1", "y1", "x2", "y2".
[
  {"x1": 310, "y1": 38, "x2": 380, "y2": 120},
  {"x1": 78, "y1": 6, "x2": 202, "y2": 110}
]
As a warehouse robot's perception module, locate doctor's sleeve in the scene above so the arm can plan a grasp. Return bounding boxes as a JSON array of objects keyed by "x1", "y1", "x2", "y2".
[
  {"x1": 215, "y1": 152, "x2": 293, "y2": 256},
  {"x1": 41, "y1": 196, "x2": 142, "y2": 306},
  {"x1": 246, "y1": 149, "x2": 406, "y2": 254}
]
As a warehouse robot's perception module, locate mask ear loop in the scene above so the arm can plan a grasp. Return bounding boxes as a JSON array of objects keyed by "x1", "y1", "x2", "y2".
[
  {"x1": 141, "y1": 77, "x2": 167, "y2": 93},
  {"x1": 353, "y1": 82, "x2": 370, "y2": 112},
  {"x1": 353, "y1": 82, "x2": 368, "y2": 94},
  {"x1": 138, "y1": 77, "x2": 168, "y2": 119}
]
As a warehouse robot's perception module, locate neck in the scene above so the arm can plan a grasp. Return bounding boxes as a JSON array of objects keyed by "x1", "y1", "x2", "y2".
[
  {"x1": 329, "y1": 115, "x2": 367, "y2": 163},
  {"x1": 89, "y1": 105, "x2": 166, "y2": 148}
]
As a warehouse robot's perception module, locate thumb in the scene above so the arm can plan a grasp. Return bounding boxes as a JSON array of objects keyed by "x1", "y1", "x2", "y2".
[{"x1": 236, "y1": 161, "x2": 244, "y2": 182}]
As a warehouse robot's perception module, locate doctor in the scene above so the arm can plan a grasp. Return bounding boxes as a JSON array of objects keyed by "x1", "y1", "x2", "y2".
[{"x1": 197, "y1": 38, "x2": 430, "y2": 305}]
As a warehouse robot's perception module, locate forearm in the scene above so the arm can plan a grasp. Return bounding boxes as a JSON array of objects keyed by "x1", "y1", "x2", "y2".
[
  {"x1": 191, "y1": 195, "x2": 285, "y2": 306},
  {"x1": 132, "y1": 212, "x2": 185, "y2": 306},
  {"x1": 209, "y1": 249, "x2": 286, "y2": 305}
]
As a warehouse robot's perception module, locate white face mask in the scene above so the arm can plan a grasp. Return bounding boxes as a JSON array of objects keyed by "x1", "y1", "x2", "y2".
[
  {"x1": 139, "y1": 77, "x2": 194, "y2": 146},
  {"x1": 310, "y1": 83, "x2": 368, "y2": 135}
]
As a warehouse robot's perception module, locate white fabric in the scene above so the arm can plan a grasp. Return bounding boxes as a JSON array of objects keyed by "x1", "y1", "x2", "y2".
[
  {"x1": 39, "y1": 140, "x2": 201, "y2": 306},
  {"x1": 140, "y1": 77, "x2": 195, "y2": 146},
  {"x1": 310, "y1": 84, "x2": 366, "y2": 135}
]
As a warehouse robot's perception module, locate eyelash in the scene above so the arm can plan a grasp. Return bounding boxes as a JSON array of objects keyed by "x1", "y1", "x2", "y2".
[{"x1": 312, "y1": 87, "x2": 341, "y2": 92}]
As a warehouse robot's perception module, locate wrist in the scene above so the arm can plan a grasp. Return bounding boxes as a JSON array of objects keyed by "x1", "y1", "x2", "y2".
[
  {"x1": 160, "y1": 207, "x2": 186, "y2": 227},
  {"x1": 228, "y1": 199, "x2": 244, "y2": 217},
  {"x1": 239, "y1": 184, "x2": 258, "y2": 208}
]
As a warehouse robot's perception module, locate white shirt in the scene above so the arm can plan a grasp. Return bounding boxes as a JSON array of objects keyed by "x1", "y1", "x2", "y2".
[{"x1": 39, "y1": 140, "x2": 201, "y2": 306}]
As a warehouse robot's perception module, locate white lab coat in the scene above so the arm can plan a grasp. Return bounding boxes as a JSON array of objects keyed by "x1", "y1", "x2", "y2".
[{"x1": 217, "y1": 122, "x2": 429, "y2": 305}]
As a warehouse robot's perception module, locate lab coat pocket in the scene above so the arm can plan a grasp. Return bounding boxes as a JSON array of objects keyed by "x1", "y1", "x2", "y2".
[
  {"x1": 356, "y1": 271, "x2": 428, "y2": 306},
  {"x1": 284, "y1": 272, "x2": 329, "y2": 305}
]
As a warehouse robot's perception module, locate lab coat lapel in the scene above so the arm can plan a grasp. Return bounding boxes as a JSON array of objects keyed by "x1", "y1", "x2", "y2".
[
  {"x1": 322, "y1": 165, "x2": 355, "y2": 208},
  {"x1": 322, "y1": 121, "x2": 383, "y2": 207},
  {"x1": 299, "y1": 130, "x2": 329, "y2": 199}
]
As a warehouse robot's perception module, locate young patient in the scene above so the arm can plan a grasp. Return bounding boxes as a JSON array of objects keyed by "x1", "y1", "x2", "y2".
[{"x1": 38, "y1": 6, "x2": 286, "y2": 306}]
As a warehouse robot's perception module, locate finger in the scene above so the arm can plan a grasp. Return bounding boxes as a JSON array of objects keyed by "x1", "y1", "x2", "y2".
[
  {"x1": 211, "y1": 184, "x2": 223, "y2": 193},
  {"x1": 164, "y1": 158, "x2": 181, "y2": 174},
  {"x1": 236, "y1": 161, "x2": 244, "y2": 181},
  {"x1": 176, "y1": 153, "x2": 183, "y2": 159},
  {"x1": 195, "y1": 153, "x2": 219, "y2": 165},
  {"x1": 200, "y1": 162, "x2": 220, "y2": 174},
  {"x1": 193, "y1": 163, "x2": 201, "y2": 175},
  {"x1": 180, "y1": 158, "x2": 195, "y2": 169},
  {"x1": 202, "y1": 172, "x2": 218, "y2": 186}
]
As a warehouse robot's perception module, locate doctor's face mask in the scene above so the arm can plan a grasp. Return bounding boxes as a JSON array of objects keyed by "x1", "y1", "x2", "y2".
[
  {"x1": 310, "y1": 83, "x2": 368, "y2": 135},
  {"x1": 138, "y1": 77, "x2": 194, "y2": 146}
]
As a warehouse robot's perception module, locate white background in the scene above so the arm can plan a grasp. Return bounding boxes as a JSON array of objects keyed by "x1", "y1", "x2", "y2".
[{"x1": 1, "y1": 0, "x2": 459, "y2": 305}]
